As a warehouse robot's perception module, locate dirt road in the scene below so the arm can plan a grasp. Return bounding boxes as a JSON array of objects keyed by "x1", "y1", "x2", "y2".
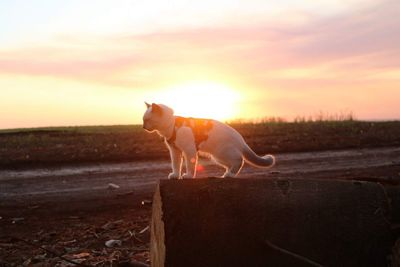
[
  {"x1": 1, "y1": 146, "x2": 399, "y2": 201},
  {"x1": 1, "y1": 146, "x2": 399, "y2": 265}
]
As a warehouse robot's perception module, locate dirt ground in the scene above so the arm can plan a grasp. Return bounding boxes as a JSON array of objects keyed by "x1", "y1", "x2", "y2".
[{"x1": 1, "y1": 146, "x2": 400, "y2": 266}]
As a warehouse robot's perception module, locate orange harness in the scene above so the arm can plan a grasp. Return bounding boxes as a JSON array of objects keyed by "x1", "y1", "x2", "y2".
[{"x1": 166, "y1": 116, "x2": 214, "y2": 150}]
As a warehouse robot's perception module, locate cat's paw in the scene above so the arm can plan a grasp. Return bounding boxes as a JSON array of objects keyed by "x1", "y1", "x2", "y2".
[
  {"x1": 181, "y1": 173, "x2": 194, "y2": 179},
  {"x1": 168, "y1": 172, "x2": 180, "y2": 179},
  {"x1": 222, "y1": 171, "x2": 236, "y2": 178}
]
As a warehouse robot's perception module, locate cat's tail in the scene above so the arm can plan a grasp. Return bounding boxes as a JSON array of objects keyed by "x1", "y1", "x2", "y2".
[{"x1": 242, "y1": 144, "x2": 275, "y2": 168}]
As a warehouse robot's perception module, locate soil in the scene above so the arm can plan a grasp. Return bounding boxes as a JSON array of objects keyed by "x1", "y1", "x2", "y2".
[{"x1": 1, "y1": 146, "x2": 400, "y2": 266}]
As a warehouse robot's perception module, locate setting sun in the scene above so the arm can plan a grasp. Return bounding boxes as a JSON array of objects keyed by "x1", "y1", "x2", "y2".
[{"x1": 153, "y1": 82, "x2": 240, "y2": 121}]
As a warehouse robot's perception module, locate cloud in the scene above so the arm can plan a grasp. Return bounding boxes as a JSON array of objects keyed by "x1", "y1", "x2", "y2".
[{"x1": 0, "y1": 0, "x2": 398, "y2": 90}]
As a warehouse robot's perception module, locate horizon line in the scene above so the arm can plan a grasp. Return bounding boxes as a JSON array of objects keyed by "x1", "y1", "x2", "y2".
[{"x1": 1, "y1": 118, "x2": 400, "y2": 132}]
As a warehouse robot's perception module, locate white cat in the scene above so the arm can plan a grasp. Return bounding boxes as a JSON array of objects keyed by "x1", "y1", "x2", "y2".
[{"x1": 142, "y1": 102, "x2": 275, "y2": 178}]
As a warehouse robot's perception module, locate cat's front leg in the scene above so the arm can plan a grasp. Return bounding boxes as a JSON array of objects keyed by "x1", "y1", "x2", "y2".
[
  {"x1": 167, "y1": 143, "x2": 182, "y2": 179},
  {"x1": 174, "y1": 127, "x2": 197, "y2": 178},
  {"x1": 182, "y1": 149, "x2": 197, "y2": 178}
]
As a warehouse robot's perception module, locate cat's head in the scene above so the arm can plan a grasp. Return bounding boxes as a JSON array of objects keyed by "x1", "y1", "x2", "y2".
[{"x1": 143, "y1": 102, "x2": 174, "y2": 132}]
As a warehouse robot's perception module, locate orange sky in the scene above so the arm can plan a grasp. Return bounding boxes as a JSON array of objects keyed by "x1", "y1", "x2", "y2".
[{"x1": 0, "y1": 0, "x2": 399, "y2": 129}]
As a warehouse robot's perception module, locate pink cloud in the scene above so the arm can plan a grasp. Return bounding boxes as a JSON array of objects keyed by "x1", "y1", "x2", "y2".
[{"x1": 0, "y1": 0, "x2": 398, "y2": 91}]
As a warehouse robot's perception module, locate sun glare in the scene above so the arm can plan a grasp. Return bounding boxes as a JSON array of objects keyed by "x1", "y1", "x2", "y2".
[{"x1": 156, "y1": 82, "x2": 240, "y2": 121}]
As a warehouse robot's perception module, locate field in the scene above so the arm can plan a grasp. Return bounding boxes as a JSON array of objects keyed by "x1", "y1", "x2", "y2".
[
  {"x1": 1, "y1": 120, "x2": 400, "y2": 168},
  {"x1": 1, "y1": 120, "x2": 400, "y2": 266}
]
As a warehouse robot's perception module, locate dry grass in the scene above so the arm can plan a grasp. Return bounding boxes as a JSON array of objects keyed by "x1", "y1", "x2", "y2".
[{"x1": 228, "y1": 111, "x2": 356, "y2": 124}]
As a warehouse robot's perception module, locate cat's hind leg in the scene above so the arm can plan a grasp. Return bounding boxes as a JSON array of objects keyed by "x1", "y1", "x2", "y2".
[
  {"x1": 223, "y1": 159, "x2": 244, "y2": 178},
  {"x1": 213, "y1": 149, "x2": 244, "y2": 178}
]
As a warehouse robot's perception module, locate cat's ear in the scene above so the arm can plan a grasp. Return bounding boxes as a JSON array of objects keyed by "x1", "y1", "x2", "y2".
[
  {"x1": 152, "y1": 103, "x2": 163, "y2": 115},
  {"x1": 145, "y1": 102, "x2": 151, "y2": 108}
]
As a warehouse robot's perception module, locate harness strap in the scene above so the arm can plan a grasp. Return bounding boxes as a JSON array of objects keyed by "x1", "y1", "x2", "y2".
[{"x1": 166, "y1": 116, "x2": 185, "y2": 146}]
